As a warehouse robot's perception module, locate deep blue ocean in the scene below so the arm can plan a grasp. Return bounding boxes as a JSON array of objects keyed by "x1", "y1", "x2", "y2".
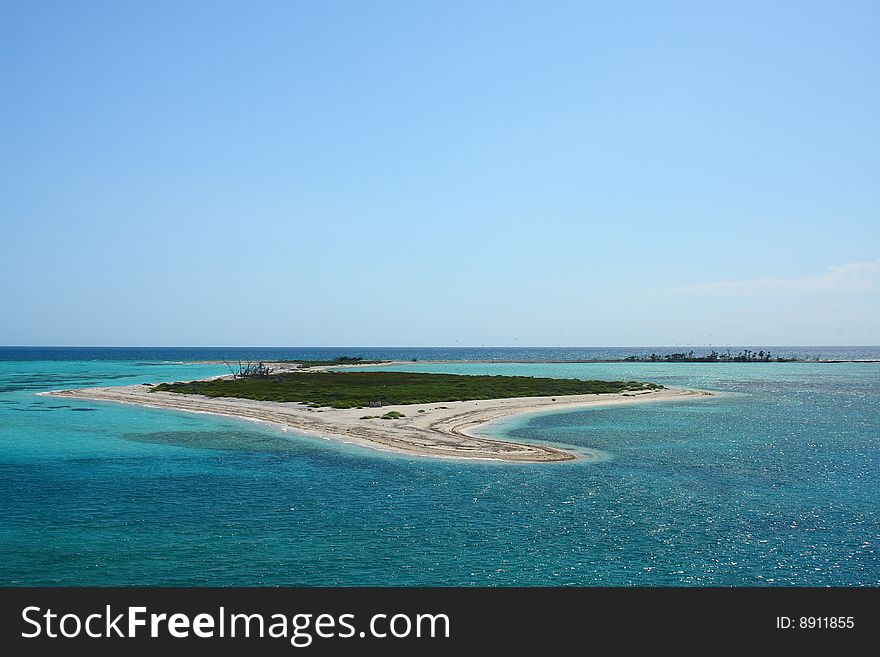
[{"x1": 1, "y1": 347, "x2": 877, "y2": 586}]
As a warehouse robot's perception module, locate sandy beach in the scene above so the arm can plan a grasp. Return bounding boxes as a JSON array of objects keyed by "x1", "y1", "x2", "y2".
[{"x1": 45, "y1": 368, "x2": 712, "y2": 462}]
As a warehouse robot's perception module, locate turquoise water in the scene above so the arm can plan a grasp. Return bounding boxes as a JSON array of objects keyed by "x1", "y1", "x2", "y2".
[{"x1": 0, "y1": 351, "x2": 877, "y2": 586}]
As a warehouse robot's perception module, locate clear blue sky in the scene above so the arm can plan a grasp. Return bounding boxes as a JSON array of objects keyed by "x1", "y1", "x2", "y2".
[{"x1": 2, "y1": 0, "x2": 878, "y2": 346}]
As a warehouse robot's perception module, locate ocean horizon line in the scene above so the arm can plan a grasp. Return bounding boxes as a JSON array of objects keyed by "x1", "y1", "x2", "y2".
[{"x1": 2, "y1": 344, "x2": 879, "y2": 349}]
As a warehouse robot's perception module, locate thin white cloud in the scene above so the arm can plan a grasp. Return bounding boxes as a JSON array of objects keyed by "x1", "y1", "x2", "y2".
[
  {"x1": 671, "y1": 259, "x2": 880, "y2": 299},
  {"x1": 623, "y1": 259, "x2": 880, "y2": 344}
]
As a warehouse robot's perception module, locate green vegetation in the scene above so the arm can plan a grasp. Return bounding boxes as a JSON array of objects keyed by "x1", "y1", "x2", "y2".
[
  {"x1": 153, "y1": 371, "x2": 663, "y2": 409},
  {"x1": 358, "y1": 411, "x2": 405, "y2": 420},
  {"x1": 625, "y1": 349, "x2": 777, "y2": 363}
]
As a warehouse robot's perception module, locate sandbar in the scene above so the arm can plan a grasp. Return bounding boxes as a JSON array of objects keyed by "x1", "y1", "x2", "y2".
[{"x1": 46, "y1": 370, "x2": 713, "y2": 462}]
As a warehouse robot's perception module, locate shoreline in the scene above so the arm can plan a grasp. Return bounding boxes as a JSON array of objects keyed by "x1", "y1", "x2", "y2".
[
  {"x1": 44, "y1": 373, "x2": 714, "y2": 462},
  {"x1": 190, "y1": 359, "x2": 880, "y2": 367}
]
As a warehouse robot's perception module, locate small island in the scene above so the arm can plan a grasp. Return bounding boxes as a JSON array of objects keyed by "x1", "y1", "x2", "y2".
[
  {"x1": 625, "y1": 349, "x2": 785, "y2": 363},
  {"x1": 47, "y1": 366, "x2": 711, "y2": 462},
  {"x1": 275, "y1": 356, "x2": 391, "y2": 369},
  {"x1": 153, "y1": 371, "x2": 663, "y2": 407},
  {"x1": 622, "y1": 350, "x2": 878, "y2": 363}
]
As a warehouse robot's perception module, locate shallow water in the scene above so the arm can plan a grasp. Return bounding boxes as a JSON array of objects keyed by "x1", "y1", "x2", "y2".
[{"x1": 0, "y1": 349, "x2": 877, "y2": 585}]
